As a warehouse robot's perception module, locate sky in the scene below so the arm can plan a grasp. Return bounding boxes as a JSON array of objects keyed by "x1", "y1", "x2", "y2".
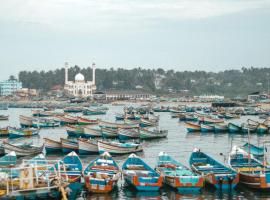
[{"x1": 0, "y1": 0, "x2": 270, "y2": 80}]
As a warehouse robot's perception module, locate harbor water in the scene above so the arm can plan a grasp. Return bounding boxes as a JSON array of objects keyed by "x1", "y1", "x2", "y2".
[{"x1": 1, "y1": 104, "x2": 270, "y2": 199}]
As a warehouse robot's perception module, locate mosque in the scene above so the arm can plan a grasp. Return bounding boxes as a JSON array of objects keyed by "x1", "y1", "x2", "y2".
[{"x1": 64, "y1": 62, "x2": 96, "y2": 97}]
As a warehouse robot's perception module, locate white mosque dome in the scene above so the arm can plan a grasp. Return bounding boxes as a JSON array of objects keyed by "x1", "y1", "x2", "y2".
[{"x1": 75, "y1": 73, "x2": 85, "y2": 81}]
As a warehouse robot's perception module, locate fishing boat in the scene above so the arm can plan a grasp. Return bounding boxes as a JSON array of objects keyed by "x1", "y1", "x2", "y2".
[
  {"x1": 153, "y1": 107, "x2": 170, "y2": 112},
  {"x1": 98, "y1": 140, "x2": 143, "y2": 155},
  {"x1": 118, "y1": 128, "x2": 140, "y2": 140},
  {"x1": 19, "y1": 115, "x2": 33, "y2": 127},
  {"x1": 44, "y1": 138, "x2": 62, "y2": 153},
  {"x1": 66, "y1": 125, "x2": 84, "y2": 137},
  {"x1": 241, "y1": 123, "x2": 257, "y2": 134},
  {"x1": 189, "y1": 148, "x2": 239, "y2": 190},
  {"x1": 99, "y1": 120, "x2": 140, "y2": 129},
  {"x1": 83, "y1": 108, "x2": 106, "y2": 115},
  {"x1": 185, "y1": 122, "x2": 201, "y2": 132},
  {"x1": 139, "y1": 128, "x2": 168, "y2": 139},
  {"x1": 0, "y1": 151, "x2": 16, "y2": 167},
  {"x1": 257, "y1": 123, "x2": 268, "y2": 134},
  {"x1": 202, "y1": 117, "x2": 224, "y2": 124},
  {"x1": 0, "y1": 127, "x2": 9, "y2": 137},
  {"x1": 78, "y1": 138, "x2": 99, "y2": 155},
  {"x1": 54, "y1": 116, "x2": 77, "y2": 125},
  {"x1": 200, "y1": 123, "x2": 214, "y2": 132},
  {"x1": 77, "y1": 117, "x2": 98, "y2": 125},
  {"x1": 32, "y1": 118, "x2": 60, "y2": 128},
  {"x1": 156, "y1": 152, "x2": 203, "y2": 192},
  {"x1": 8, "y1": 127, "x2": 39, "y2": 139},
  {"x1": 0, "y1": 115, "x2": 8, "y2": 121},
  {"x1": 61, "y1": 138, "x2": 79, "y2": 153},
  {"x1": 214, "y1": 123, "x2": 228, "y2": 133},
  {"x1": 228, "y1": 145, "x2": 270, "y2": 189},
  {"x1": 228, "y1": 122, "x2": 242, "y2": 133},
  {"x1": 242, "y1": 143, "x2": 264, "y2": 157},
  {"x1": 101, "y1": 128, "x2": 118, "y2": 138},
  {"x1": 56, "y1": 151, "x2": 83, "y2": 183},
  {"x1": 139, "y1": 119, "x2": 157, "y2": 127},
  {"x1": 122, "y1": 154, "x2": 163, "y2": 191},
  {"x1": 3, "y1": 141, "x2": 44, "y2": 157},
  {"x1": 83, "y1": 152, "x2": 121, "y2": 193},
  {"x1": 83, "y1": 126, "x2": 102, "y2": 137}
]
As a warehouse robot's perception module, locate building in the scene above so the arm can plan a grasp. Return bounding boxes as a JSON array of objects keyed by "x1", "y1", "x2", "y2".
[
  {"x1": 0, "y1": 79, "x2": 22, "y2": 96},
  {"x1": 15, "y1": 88, "x2": 38, "y2": 97},
  {"x1": 64, "y1": 62, "x2": 96, "y2": 97}
]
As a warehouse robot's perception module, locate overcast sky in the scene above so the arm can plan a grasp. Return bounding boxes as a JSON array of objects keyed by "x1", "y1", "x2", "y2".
[{"x1": 0, "y1": 0, "x2": 270, "y2": 80}]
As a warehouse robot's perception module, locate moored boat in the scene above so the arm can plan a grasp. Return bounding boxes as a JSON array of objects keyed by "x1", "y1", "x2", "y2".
[
  {"x1": 101, "y1": 128, "x2": 118, "y2": 138},
  {"x1": 83, "y1": 126, "x2": 102, "y2": 137},
  {"x1": 98, "y1": 140, "x2": 143, "y2": 155},
  {"x1": 0, "y1": 115, "x2": 9, "y2": 121},
  {"x1": 77, "y1": 117, "x2": 98, "y2": 125},
  {"x1": 0, "y1": 127, "x2": 9, "y2": 137},
  {"x1": 44, "y1": 138, "x2": 62, "y2": 153},
  {"x1": 3, "y1": 141, "x2": 44, "y2": 157},
  {"x1": 19, "y1": 115, "x2": 33, "y2": 127},
  {"x1": 99, "y1": 120, "x2": 139, "y2": 129},
  {"x1": 66, "y1": 125, "x2": 84, "y2": 137},
  {"x1": 8, "y1": 127, "x2": 39, "y2": 139},
  {"x1": 156, "y1": 152, "x2": 203, "y2": 193},
  {"x1": 0, "y1": 151, "x2": 16, "y2": 167},
  {"x1": 78, "y1": 138, "x2": 99, "y2": 155},
  {"x1": 185, "y1": 122, "x2": 201, "y2": 132},
  {"x1": 83, "y1": 152, "x2": 121, "y2": 193},
  {"x1": 242, "y1": 143, "x2": 264, "y2": 157},
  {"x1": 61, "y1": 138, "x2": 79, "y2": 153},
  {"x1": 118, "y1": 128, "x2": 140, "y2": 140},
  {"x1": 83, "y1": 108, "x2": 106, "y2": 115},
  {"x1": 139, "y1": 128, "x2": 168, "y2": 139},
  {"x1": 200, "y1": 123, "x2": 214, "y2": 132},
  {"x1": 228, "y1": 122, "x2": 242, "y2": 133},
  {"x1": 122, "y1": 153, "x2": 163, "y2": 191},
  {"x1": 214, "y1": 123, "x2": 228, "y2": 133},
  {"x1": 189, "y1": 148, "x2": 239, "y2": 190}
]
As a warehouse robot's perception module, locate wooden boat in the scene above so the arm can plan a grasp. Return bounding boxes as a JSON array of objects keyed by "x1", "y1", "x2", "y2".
[
  {"x1": 228, "y1": 145, "x2": 270, "y2": 189},
  {"x1": 3, "y1": 141, "x2": 44, "y2": 157},
  {"x1": 156, "y1": 152, "x2": 203, "y2": 192},
  {"x1": 64, "y1": 106, "x2": 83, "y2": 113},
  {"x1": 0, "y1": 151, "x2": 16, "y2": 167},
  {"x1": 83, "y1": 108, "x2": 106, "y2": 115},
  {"x1": 8, "y1": 127, "x2": 39, "y2": 139},
  {"x1": 99, "y1": 120, "x2": 140, "y2": 129},
  {"x1": 56, "y1": 151, "x2": 83, "y2": 183},
  {"x1": 83, "y1": 152, "x2": 121, "y2": 193},
  {"x1": 228, "y1": 122, "x2": 242, "y2": 133},
  {"x1": 19, "y1": 115, "x2": 33, "y2": 127},
  {"x1": 139, "y1": 128, "x2": 168, "y2": 139},
  {"x1": 101, "y1": 128, "x2": 118, "y2": 138},
  {"x1": 118, "y1": 128, "x2": 140, "y2": 140},
  {"x1": 0, "y1": 115, "x2": 8, "y2": 121},
  {"x1": 78, "y1": 138, "x2": 99, "y2": 155},
  {"x1": 242, "y1": 143, "x2": 264, "y2": 157},
  {"x1": 61, "y1": 138, "x2": 79, "y2": 153},
  {"x1": 32, "y1": 118, "x2": 60, "y2": 128},
  {"x1": 54, "y1": 116, "x2": 77, "y2": 125},
  {"x1": 202, "y1": 117, "x2": 224, "y2": 124},
  {"x1": 77, "y1": 117, "x2": 98, "y2": 125},
  {"x1": 185, "y1": 122, "x2": 201, "y2": 132},
  {"x1": 139, "y1": 119, "x2": 157, "y2": 127},
  {"x1": 31, "y1": 109, "x2": 42, "y2": 116},
  {"x1": 153, "y1": 107, "x2": 170, "y2": 112},
  {"x1": 189, "y1": 148, "x2": 239, "y2": 190},
  {"x1": 115, "y1": 114, "x2": 125, "y2": 121},
  {"x1": 214, "y1": 123, "x2": 228, "y2": 133},
  {"x1": 122, "y1": 153, "x2": 163, "y2": 191},
  {"x1": 44, "y1": 138, "x2": 62, "y2": 153},
  {"x1": 241, "y1": 124, "x2": 257, "y2": 133},
  {"x1": 0, "y1": 127, "x2": 9, "y2": 137},
  {"x1": 98, "y1": 140, "x2": 143, "y2": 155},
  {"x1": 257, "y1": 123, "x2": 268, "y2": 134},
  {"x1": 83, "y1": 126, "x2": 102, "y2": 137},
  {"x1": 200, "y1": 123, "x2": 214, "y2": 132},
  {"x1": 66, "y1": 125, "x2": 84, "y2": 137}
]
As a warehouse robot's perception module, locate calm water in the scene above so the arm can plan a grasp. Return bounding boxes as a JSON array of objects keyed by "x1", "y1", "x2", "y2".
[{"x1": 1, "y1": 104, "x2": 270, "y2": 199}]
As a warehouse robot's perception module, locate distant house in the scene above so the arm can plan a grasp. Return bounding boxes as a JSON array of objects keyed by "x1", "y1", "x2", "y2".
[{"x1": 0, "y1": 79, "x2": 22, "y2": 96}]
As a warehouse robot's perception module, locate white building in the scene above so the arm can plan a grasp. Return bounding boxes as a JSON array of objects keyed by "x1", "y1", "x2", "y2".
[
  {"x1": 0, "y1": 79, "x2": 22, "y2": 96},
  {"x1": 64, "y1": 62, "x2": 96, "y2": 97}
]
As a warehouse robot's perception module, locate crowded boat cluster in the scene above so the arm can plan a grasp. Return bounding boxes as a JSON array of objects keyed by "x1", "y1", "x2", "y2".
[{"x1": 0, "y1": 103, "x2": 270, "y2": 199}]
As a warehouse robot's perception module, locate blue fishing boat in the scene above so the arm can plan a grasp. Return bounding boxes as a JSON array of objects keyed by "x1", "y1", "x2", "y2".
[
  {"x1": 66, "y1": 125, "x2": 84, "y2": 137},
  {"x1": 228, "y1": 145, "x2": 270, "y2": 189},
  {"x1": 83, "y1": 152, "x2": 121, "y2": 193},
  {"x1": 228, "y1": 123, "x2": 242, "y2": 133},
  {"x1": 8, "y1": 127, "x2": 39, "y2": 139},
  {"x1": 122, "y1": 154, "x2": 163, "y2": 191},
  {"x1": 156, "y1": 152, "x2": 203, "y2": 193},
  {"x1": 60, "y1": 138, "x2": 79, "y2": 153},
  {"x1": 78, "y1": 138, "x2": 99, "y2": 155},
  {"x1": 242, "y1": 143, "x2": 264, "y2": 158},
  {"x1": 56, "y1": 151, "x2": 83, "y2": 183},
  {"x1": 214, "y1": 123, "x2": 228, "y2": 133},
  {"x1": 118, "y1": 128, "x2": 140, "y2": 140},
  {"x1": 44, "y1": 138, "x2": 62, "y2": 153},
  {"x1": 257, "y1": 123, "x2": 268, "y2": 134},
  {"x1": 24, "y1": 153, "x2": 47, "y2": 166},
  {"x1": 32, "y1": 118, "x2": 60, "y2": 128},
  {"x1": 101, "y1": 128, "x2": 118, "y2": 138},
  {"x1": 0, "y1": 151, "x2": 16, "y2": 167},
  {"x1": 185, "y1": 122, "x2": 201, "y2": 132},
  {"x1": 83, "y1": 126, "x2": 102, "y2": 137},
  {"x1": 200, "y1": 123, "x2": 214, "y2": 132},
  {"x1": 189, "y1": 148, "x2": 239, "y2": 190},
  {"x1": 83, "y1": 108, "x2": 106, "y2": 115}
]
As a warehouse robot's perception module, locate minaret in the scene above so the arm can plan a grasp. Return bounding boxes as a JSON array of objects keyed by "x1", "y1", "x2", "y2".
[
  {"x1": 65, "y1": 62, "x2": 68, "y2": 84},
  {"x1": 92, "y1": 62, "x2": 96, "y2": 85}
]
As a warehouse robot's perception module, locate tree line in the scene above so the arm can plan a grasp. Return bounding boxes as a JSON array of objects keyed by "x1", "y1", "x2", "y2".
[{"x1": 17, "y1": 66, "x2": 270, "y2": 97}]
